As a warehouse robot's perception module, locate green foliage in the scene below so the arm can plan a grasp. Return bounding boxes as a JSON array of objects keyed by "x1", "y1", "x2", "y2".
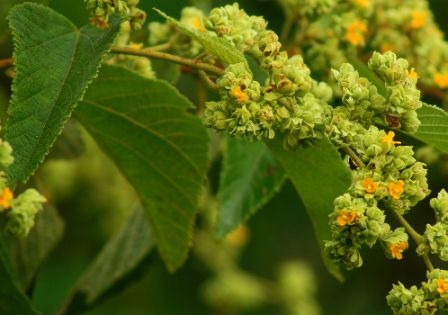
[
  {"x1": 0, "y1": 233, "x2": 39, "y2": 315},
  {"x1": 11, "y1": 205, "x2": 64, "y2": 290},
  {"x1": 57, "y1": 205, "x2": 156, "y2": 315},
  {"x1": 413, "y1": 104, "x2": 448, "y2": 153},
  {"x1": 5, "y1": 3, "x2": 120, "y2": 186},
  {"x1": 217, "y1": 136, "x2": 285, "y2": 238},
  {"x1": 268, "y1": 137, "x2": 351, "y2": 281},
  {"x1": 75, "y1": 64, "x2": 209, "y2": 271}
]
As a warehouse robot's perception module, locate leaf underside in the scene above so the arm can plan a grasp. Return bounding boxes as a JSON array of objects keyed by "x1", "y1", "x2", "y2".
[
  {"x1": 6, "y1": 3, "x2": 120, "y2": 186},
  {"x1": 76, "y1": 65, "x2": 209, "y2": 271}
]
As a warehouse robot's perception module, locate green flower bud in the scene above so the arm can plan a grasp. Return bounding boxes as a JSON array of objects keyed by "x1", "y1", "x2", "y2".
[
  {"x1": 430, "y1": 189, "x2": 448, "y2": 223},
  {"x1": 422, "y1": 223, "x2": 448, "y2": 261},
  {"x1": 6, "y1": 189, "x2": 46, "y2": 237}
]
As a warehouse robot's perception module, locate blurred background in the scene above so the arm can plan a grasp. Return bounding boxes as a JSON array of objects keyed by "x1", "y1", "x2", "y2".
[{"x1": 2, "y1": 0, "x2": 448, "y2": 314}]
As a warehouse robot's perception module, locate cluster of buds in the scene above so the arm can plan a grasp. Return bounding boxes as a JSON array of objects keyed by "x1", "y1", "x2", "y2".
[
  {"x1": 325, "y1": 126, "x2": 430, "y2": 269},
  {"x1": 0, "y1": 132, "x2": 46, "y2": 237},
  {"x1": 387, "y1": 269, "x2": 448, "y2": 314},
  {"x1": 84, "y1": 0, "x2": 146, "y2": 30},
  {"x1": 203, "y1": 4, "x2": 332, "y2": 149}
]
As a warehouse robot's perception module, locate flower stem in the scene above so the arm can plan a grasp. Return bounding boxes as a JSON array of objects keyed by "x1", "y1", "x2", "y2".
[
  {"x1": 110, "y1": 45, "x2": 225, "y2": 76},
  {"x1": 390, "y1": 208, "x2": 434, "y2": 271}
]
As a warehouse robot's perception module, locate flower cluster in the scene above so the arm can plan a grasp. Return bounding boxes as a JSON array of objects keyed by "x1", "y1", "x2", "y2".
[
  {"x1": 84, "y1": 0, "x2": 146, "y2": 30},
  {"x1": 330, "y1": 51, "x2": 422, "y2": 136},
  {"x1": 417, "y1": 190, "x2": 448, "y2": 261},
  {"x1": 202, "y1": 4, "x2": 332, "y2": 148},
  {"x1": 288, "y1": 0, "x2": 448, "y2": 107},
  {"x1": 0, "y1": 131, "x2": 46, "y2": 237},
  {"x1": 325, "y1": 128, "x2": 429, "y2": 268},
  {"x1": 387, "y1": 269, "x2": 448, "y2": 314}
]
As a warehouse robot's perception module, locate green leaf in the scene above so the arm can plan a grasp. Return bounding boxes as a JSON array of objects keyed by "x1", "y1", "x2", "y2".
[
  {"x1": 57, "y1": 205, "x2": 156, "y2": 315},
  {"x1": 75, "y1": 65, "x2": 209, "y2": 271},
  {"x1": 267, "y1": 137, "x2": 351, "y2": 281},
  {"x1": 11, "y1": 204, "x2": 64, "y2": 291},
  {"x1": 47, "y1": 120, "x2": 85, "y2": 160},
  {"x1": 0, "y1": 233, "x2": 40, "y2": 315},
  {"x1": 5, "y1": 3, "x2": 121, "y2": 186},
  {"x1": 408, "y1": 104, "x2": 448, "y2": 154},
  {"x1": 217, "y1": 137, "x2": 285, "y2": 238},
  {"x1": 154, "y1": 8, "x2": 249, "y2": 70}
]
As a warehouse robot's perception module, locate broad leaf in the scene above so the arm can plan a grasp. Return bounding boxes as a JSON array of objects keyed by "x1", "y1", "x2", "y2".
[
  {"x1": 154, "y1": 8, "x2": 249, "y2": 70},
  {"x1": 267, "y1": 137, "x2": 351, "y2": 281},
  {"x1": 57, "y1": 205, "x2": 156, "y2": 315},
  {"x1": 6, "y1": 3, "x2": 121, "y2": 186},
  {"x1": 410, "y1": 104, "x2": 448, "y2": 154},
  {"x1": 217, "y1": 137, "x2": 285, "y2": 238},
  {"x1": 0, "y1": 233, "x2": 39, "y2": 315},
  {"x1": 75, "y1": 65, "x2": 209, "y2": 271},
  {"x1": 11, "y1": 204, "x2": 64, "y2": 291}
]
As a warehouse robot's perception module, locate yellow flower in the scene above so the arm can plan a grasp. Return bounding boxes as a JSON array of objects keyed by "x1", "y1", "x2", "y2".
[
  {"x1": 389, "y1": 241, "x2": 407, "y2": 259},
  {"x1": 437, "y1": 279, "x2": 448, "y2": 294},
  {"x1": 191, "y1": 16, "x2": 205, "y2": 32},
  {"x1": 362, "y1": 178, "x2": 378, "y2": 194},
  {"x1": 406, "y1": 69, "x2": 419, "y2": 80},
  {"x1": 336, "y1": 209, "x2": 358, "y2": 226},
  {"x1": 382, "y1": 131, "x2": 401, "y2": 145},
  {"x1": 345, "y1": 20, "x2": 368, "y2": 46},
  {"x1": 388, "y1": 180, "x2": 405, "y2": 199},
  {"x1": 230, "y1": 86, "x2": 249, "y2": 104},
  {"x1": 434, "y1": 73, "x2": 448, "y2": 89},
  {"x1": 0, "y1": 187, "x2": 13, "y2": 209},
  {"x1": 352, "y1": 0, "x2": 369, "y2": 8},
  {"x1": 409, "y1": 11, "x2": 426, "y2": 29}
]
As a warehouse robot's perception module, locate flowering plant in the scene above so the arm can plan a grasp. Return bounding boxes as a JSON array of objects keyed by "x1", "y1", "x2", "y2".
[{"x1": 1, "y1": 0, "x2": 448, "y2": 314}]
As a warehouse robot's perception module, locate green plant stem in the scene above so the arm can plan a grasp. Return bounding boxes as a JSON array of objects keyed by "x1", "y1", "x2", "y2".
[
  {"x1": 390, "y1": 208, "x2": 434, "y2": 271},
  {"x1": 110, "y1": 45, "x2": 225, "y2": 76},
  {"x1": 147, "y1": 42, "x2": 171, "y2": 51}
]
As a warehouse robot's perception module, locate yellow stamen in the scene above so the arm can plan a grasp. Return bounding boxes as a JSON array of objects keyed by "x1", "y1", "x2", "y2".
[
  {"x1": 389, "y1": 241, "x2": 407, "y2": 259},
  {"x1": 409, "y1": 11, "x2": 426, "y2": 29},
  {"x1": 230, "y1": 86, "x2": 249, "y2": 104},
  {"x1": 388, "y1": 180, "x2": 405, "y2": 199},
  {"x1": 437, "y1": 279, "x2": 448, "y2": 294},
  {"x1": 0, "y1": 187, "x2": 13, "y2": 209},
  {"x1": 362, "y1": 178, "x2": 378, "y2": 194},
  {"x1": 336, "y1": 209, "x2": 358, "y2": 226},
  {"x1": 382, "y1": 131, "x2": 401, "y2": 145},
  {"x1": 434, "y1": 73, "x2": 448, "y2": 89},
  {"x1": 345, "y1": 20, "x2": 368, "y2": 46}
]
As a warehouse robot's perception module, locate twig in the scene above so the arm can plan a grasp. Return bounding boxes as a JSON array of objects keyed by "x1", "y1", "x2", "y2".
[
  {"x1": 110, "y1": 45, "x2": 225, "y2": 76},
  {"x1": 0, "y1": 57, "x2": 13, "y2": 69}
]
